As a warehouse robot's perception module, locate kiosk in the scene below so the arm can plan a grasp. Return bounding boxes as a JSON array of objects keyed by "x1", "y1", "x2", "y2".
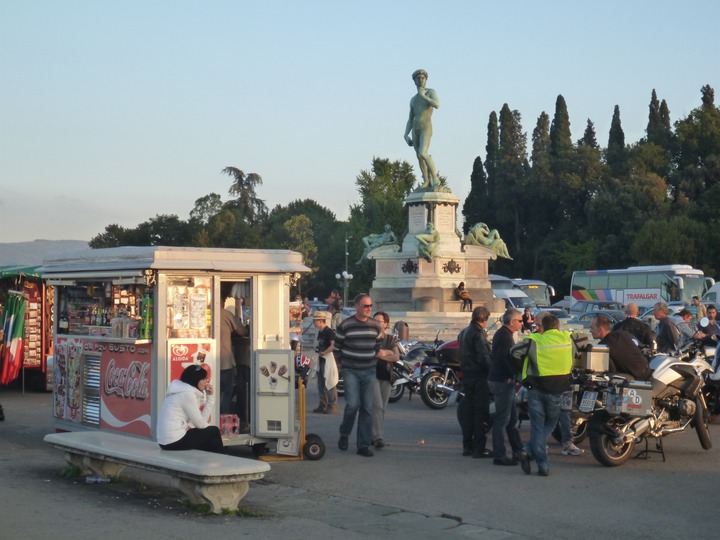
[{"x1": 40, "y1": 246, "x2": 309, "y2": 452}]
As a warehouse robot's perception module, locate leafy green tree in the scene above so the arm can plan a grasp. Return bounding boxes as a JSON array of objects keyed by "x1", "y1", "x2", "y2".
[
  {"x1": 222, "y1": 166, "x2": 268, "y2": 225},
  {"x1": 631, "y1": 216, "x2": 706, "y2": 267},
  {"x1": 556, "y1": 238, "x2": 600, "y2": 278},
  {"x1": 89, "y1": 224, "x2": 132, "y2": 248},
  {"x1": 262, "y1": 199, "x2": 340, "y2": 298},
  {"x1": 673, "y1": 85, "x2": 720, "y2": 197},
  {"x1": 189, "y1": 193, "x2": 223, "y2": 225},
  {"x1": 346, "y1": 158, "x2": 417, "y2": 293},
  {"x1": 282, "y1": 214, "x2": 318, "y2": 296}
]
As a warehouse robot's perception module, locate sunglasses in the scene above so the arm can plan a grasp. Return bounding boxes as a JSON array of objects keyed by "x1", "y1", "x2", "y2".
[{"x1": 360, "y1": 304, "x2": 373, "y2": 308}]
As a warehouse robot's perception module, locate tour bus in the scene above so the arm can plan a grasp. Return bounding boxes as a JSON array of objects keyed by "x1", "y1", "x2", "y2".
[
  {"x1": 570, "y1": 265, "x2": 714, "y2": 309},
  {"x1": 511, "y1": 278, "x2": 556, "y2": 307}
]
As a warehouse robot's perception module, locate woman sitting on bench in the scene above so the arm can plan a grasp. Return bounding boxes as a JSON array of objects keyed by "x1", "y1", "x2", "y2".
[{"x1": 157, "y1": 365, "x2": 225, "y2": 454}]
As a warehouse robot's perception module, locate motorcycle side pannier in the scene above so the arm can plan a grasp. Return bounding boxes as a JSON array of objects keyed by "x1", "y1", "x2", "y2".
[
  {"x1": 606, "y1": 380, "x2": 653, "y2": 416},
  {"x1": 575, "y1": 344, "x2": 609, "y2": 372}
]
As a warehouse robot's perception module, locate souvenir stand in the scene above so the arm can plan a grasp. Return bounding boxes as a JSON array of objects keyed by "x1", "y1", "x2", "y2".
[
  {"x1": 40, "y1": 246, "x2": 311, "y2": 454},
  {"x1": 0, "y1": 265, "x2": 53, "y2": 391}
]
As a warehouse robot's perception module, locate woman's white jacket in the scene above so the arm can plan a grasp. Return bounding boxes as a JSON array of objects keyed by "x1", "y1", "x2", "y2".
[{"x1": 156, "y1": 380, "x2": 213, "y2": 445}]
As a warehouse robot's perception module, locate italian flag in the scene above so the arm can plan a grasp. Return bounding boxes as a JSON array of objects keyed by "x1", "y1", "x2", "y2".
[{"x1": 1, "y1": 293, "x2": 26, "y2": 385}]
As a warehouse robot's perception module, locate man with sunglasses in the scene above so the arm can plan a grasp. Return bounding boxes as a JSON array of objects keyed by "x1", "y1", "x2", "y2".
[
  {"x1": 487, "y1": 308, "x2": 524, "y2": 466},
  {"x1": 334, "y1": 293, "x2": 384, "y2": 457}
]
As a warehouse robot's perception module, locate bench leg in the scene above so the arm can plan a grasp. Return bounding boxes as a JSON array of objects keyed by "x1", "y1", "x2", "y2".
[
  {"x1": 64, "y1": 452, "x2": 125, "y2": 478},
  {"x1": 173, "y1": 479, "x2": 249, "y2": 514}
]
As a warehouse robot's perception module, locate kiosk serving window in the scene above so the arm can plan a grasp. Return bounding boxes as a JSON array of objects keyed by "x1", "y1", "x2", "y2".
[
  {"x1": 55, "y1": 281, "x2": 150, "y2": 339},
  {"x1": 165, "y1": 276, "x2": 212, "y2": 339}
]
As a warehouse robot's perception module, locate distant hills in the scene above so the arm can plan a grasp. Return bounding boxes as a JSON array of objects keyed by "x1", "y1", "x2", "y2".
[{"x1": 0, "y1": 240, "x2": 89, "y2": 267}]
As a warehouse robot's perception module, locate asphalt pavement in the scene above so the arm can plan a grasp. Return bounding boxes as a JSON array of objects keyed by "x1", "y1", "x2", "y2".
[{"x1": 2, "y1": 382, "x2": 720, "y2": 539}]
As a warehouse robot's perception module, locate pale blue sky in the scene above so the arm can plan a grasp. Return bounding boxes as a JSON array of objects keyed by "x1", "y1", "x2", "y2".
[{"x1": 1, "y1": 1, "x2": 718, "y2": 242}]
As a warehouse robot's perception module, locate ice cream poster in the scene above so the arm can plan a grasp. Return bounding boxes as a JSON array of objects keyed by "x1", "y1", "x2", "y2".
[
  {"x1": 168, "y1": 340, "x2": 215, "y2": 383},
  {"x1": 257, "y1": 353, "x2": 291, "y2": 394}
]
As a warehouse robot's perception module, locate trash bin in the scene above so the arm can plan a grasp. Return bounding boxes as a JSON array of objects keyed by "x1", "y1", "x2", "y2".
[{"x1": 393, "y1": 321, "x2": 409, "y2": 341}]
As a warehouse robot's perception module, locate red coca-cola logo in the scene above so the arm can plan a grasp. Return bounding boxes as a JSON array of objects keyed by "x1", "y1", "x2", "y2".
[{"x1": 104, "y1": 359, "x2": 150, "y2": 400}]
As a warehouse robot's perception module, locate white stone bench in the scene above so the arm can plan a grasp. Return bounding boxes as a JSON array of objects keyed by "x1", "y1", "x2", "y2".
[{"x1": 44, "y1": 431, "x2": 270, "y2": 514}]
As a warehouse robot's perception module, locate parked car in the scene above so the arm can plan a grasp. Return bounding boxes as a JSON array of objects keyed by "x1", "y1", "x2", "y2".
[
  {"x1": 532, "y1": 307, "x2": 572, "y2": 320},
  {"x1": 567, "y1": 310, "x2": 626, "y2": 329},
  {"x1": 569, "y1": 300, "x2": 625, "y2": 316}
]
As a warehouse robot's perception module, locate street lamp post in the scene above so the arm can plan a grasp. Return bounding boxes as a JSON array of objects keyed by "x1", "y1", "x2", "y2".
[
  {"x1": 335, "y1": 270, "x2": 353, "y2": 307},
  {"x1": 337, "y1": 233, "x2": 353, "y2": 306}
]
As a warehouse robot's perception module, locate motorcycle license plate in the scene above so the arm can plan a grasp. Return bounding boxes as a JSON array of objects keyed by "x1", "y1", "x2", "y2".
[{"x1": 579, "y1": 391, "x2": 598, "y2": 413}]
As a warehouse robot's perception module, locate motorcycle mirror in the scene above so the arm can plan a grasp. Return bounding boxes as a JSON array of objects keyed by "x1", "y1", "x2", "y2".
[{"x1": 700, "y1": 317, "x2": 710, "y2": 327}]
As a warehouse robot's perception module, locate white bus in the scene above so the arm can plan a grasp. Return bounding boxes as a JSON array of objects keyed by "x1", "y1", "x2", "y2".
[
  {"x1": 511, "y1": 278, "x2": 556, "y2": 307},
  {"x1": 570, "y1": 265, "x2": 714, "y2": 309}
]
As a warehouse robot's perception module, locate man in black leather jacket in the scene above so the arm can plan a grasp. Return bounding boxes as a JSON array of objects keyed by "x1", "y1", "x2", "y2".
[
  {"x1": 458, "y1": 306, "x2": 493, "y2": 458},
  {"x1": 591, "y1": 315, "x2": 651, "y2": 380}
]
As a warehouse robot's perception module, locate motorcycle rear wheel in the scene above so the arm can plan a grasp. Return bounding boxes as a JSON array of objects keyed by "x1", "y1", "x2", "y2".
[
  {"x1": 388, "y1": 383, "x2": 404, "y2": 403},
  {"x1": 589, "y1": 413, "x2": 635, "y2": 467},
  {"x1": 693, "y1": 396, "x2": 712, "y2": 450},
  {"x1": 420, "y1": 371, "x2": 453, "y2": 409}
]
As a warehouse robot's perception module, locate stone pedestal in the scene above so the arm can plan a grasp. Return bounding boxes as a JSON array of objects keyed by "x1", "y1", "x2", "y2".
[{"x1": 369, "y1": 191, "x2": 503, "y2": 316}]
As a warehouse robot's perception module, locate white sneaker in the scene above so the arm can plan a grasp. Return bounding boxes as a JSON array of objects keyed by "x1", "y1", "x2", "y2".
[{"x1": 562, "y1": 443, "x2": 585, "y2": 456}]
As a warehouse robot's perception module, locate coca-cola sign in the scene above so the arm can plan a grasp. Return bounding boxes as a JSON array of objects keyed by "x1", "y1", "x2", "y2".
[
  {"x1": 104, "y1": 359, "x2": 150, "y2": 399},
  {"x1": 100, "y1": 342, "x2": 153, "y2": 437}
]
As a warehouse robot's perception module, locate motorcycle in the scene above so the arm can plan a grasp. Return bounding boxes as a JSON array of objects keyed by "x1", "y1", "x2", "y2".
[
  {"x1": 337, "y1": 339, "x2": 427, "y2": 399},
  {"x1": 588, "y1": 337, "x2": 713, "y2": 467},
  {"x1": 388, "y1": 356, "x2": 420, "y2": 403},
  {"x1": 416, "y1": 337, "x2": 461, "y2": 409},
  {"x1": 550, "y1": 370, "x2": 609, "y2": 445}
]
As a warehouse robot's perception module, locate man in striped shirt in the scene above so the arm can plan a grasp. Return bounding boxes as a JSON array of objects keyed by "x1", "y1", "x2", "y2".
[{"x1": 335, "y1": 293, "x2": 384, "y2": 457}]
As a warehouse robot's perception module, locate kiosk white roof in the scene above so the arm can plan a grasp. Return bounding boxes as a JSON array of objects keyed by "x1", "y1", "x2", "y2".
[{"x1": 39, "y1": 246, "x2": 309, "y2": 277}]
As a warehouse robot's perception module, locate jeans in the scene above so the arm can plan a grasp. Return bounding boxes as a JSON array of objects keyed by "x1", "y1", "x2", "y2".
[
  {"x1": 460, "y1": 376, "x2": 490, "y2": 452},
  {"x1": 525, "y1": 388, "x2": 562, "y2": 471},
  {"x1": 372, "y1": 379, "x2": 391, "y2": 442},
  {"x1": 339, "y1": 367, "x2": 376, "y2": 450},
  {"x1": 559, "y1": 409, "x2": 572, "y2": 446},
  {"x1": 487, "y1": 380, "x2": 523, "y2": 459}
]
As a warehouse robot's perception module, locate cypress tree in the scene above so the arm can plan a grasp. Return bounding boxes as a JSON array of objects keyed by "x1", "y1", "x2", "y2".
[
  {"x1": 606, "y1": 105, "x2": 627, "y2": 177},
  {"x1": 647, "y1": 89, "x2": 662, "y2": 144},
  {"x1": 549, "y1": 95, "x2": 572, "y2": 159},
  {"x1": 462, "y1": 157, "x2": 489, "y2": 233},
  {"x1": 578, "y1": 119, "x2": 599, "y2": 149}
]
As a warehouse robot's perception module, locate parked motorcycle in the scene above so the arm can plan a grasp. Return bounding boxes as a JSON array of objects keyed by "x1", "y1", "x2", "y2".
[
  {"x1": 588, "y1": 337, "x2": 713, "y2": 467},
  {"x1": 337, "y1": 339, "x2": 427, "y2": 399},
  {"x1": 417, "y1": 338, "x2": 461, "y2": 409},
  {"x1": 550, "y1": 370, "x2": 609, "y2": 445},
  {"x1": 388, "y1": 355, "x2": 420, "y2": 403}
]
